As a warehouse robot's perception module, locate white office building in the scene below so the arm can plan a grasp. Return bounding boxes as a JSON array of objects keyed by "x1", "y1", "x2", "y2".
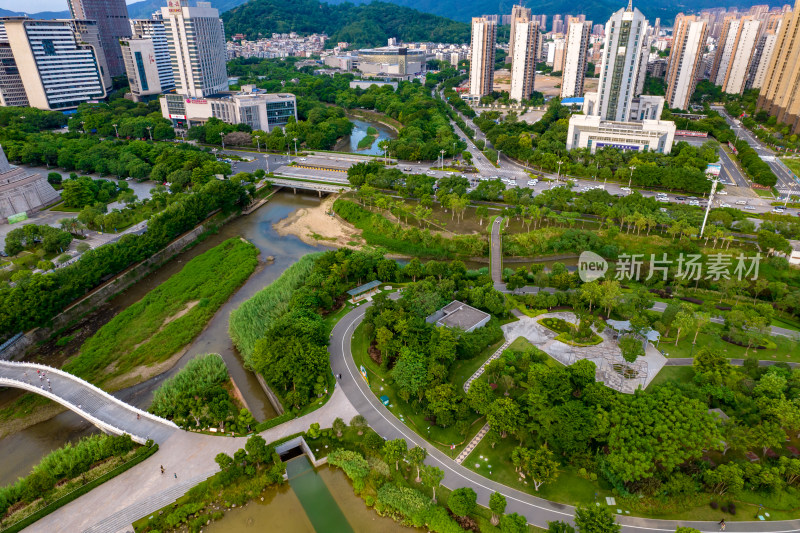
[
  {"x1": 567, "y1": 114, "x2": 676, "y2": 154},
  {"x1": 0, "y1": 18, "x2": 106, "y2": 110},
  {"x1": 595, "y1": 1, "x2": 648, "y2": 122},
  {"x1": 120, "y1": 38, "x2": 164, "y2": 101},
  {"x1": 130, "y1": 17, "x2": 175, "y2": 93},
  {"x1": 161, "y1": 0, "x2": 227, "y2": 98},
  {"x1": 509, "y1": 20, "x2": 539, "y2": 102},
  {"x1": 561, "y1": 21, "x2": 592, "y2": 98},
  {"x1": 161, "y1": 86, "x2": 297, "y2": 131}
]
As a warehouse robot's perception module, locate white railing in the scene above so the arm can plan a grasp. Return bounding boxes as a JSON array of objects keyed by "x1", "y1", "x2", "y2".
[
  {"x1": 0, "y1": 361, "x2": 178, "y2": 429},
  {"x1": 0, "y1": 377, "x2": 150, "y2": 444}
]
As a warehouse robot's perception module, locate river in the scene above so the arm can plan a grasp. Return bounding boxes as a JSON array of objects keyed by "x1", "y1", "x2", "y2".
[
  {"x1": 335, "y1": 117, "x2": 396, "y2": 156},
  {"x1": 0, "y1": 190, "x2": 330, "y2": 486},
  {"x1": 205, "y1": 458, "x2": 415, "y2": 533}
]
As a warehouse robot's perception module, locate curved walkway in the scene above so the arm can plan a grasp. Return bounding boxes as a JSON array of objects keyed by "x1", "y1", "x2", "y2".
[
  {"x1": 0, "y1": 361, "x2": 177, "y2": 444},
  {"x1": 329, "y1": 302, "x2": 800, "y2": 533}
]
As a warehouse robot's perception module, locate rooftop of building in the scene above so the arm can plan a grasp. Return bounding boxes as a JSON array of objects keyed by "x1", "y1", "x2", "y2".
[
  {"x1": 346, "y1": 280, "x2": 382, "y2": 296},
  {"x1": 358, "y1": 46, "x2": 426, "y2": 55},
  {"x1": 427, "y1": 300, "x2": 490, "y2": 331}
]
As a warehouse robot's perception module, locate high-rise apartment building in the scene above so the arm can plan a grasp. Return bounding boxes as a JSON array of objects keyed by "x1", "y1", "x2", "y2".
[
  {"x1": 508, "y1": 4, "x2": 532, "y2": 62},
  {"x1": 552, "y1": 38, "x2": 566, "y2": 71},
  {"x1": 594, "y1": 1, "x2": 648, "y2": 121},
  {"x1": 710, "y1": 16, "x2": 761, "y2": 94},
  {"x1": 747, "y1": 19, "x2": 782, "y2": 89},
  {"x1": 0, "y1": 18, "x2": 106, "y2": 110},
  {"x1": 757, "y1": 0, "x2": 800, "y2": 133},
  {"x1": 468, "y1": 17, "x2": 496, "y2": 97},
  {"x1": 130, "y1": 17, "x2": 175, "y2": 93},
  {"x1": 552, "y1": 15, "x2": 563, "y2": 34},
  {"x1": 161, "y1": 0, "x2": 227, "y2": 98},
  {"x1": 510, "y1": 20, "x2": 539, "y2": 102},
  {"x1": 67, "y1": 0, "x2": 130, "y2": 77},
  {"x1": 561, "y1": 20, "x2": 592, "y2": 98},
  {"x1": 665, "y1": 15, "x2": 708, "y2": 110}
]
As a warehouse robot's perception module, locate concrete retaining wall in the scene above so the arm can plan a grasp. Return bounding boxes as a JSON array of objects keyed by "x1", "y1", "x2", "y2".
[{"x1": 1, "y1": 213, "x2": 222, "y2": 361}]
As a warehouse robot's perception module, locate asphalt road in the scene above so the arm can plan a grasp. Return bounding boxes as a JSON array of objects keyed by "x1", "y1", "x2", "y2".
[
  {"x1": 329, "y1": 301, "x2": 800, "y2": 532},
  {"x1": 713, "y1": 107, "x2": 800, "y2": 194}
]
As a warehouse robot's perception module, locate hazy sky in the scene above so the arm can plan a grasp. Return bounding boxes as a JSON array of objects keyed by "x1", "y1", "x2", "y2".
[{"x1": 0, "y1": 0, "x2": 139, "y2": 12}]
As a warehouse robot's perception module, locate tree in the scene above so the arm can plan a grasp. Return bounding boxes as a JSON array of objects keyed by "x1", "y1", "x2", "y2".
[
  {"x1": 350, "y1": 415, "x2": 368, "y2": 435},
  {"x1": 548, "y1": 521, "x2": 576, "y2": 533},
  {"x1": 383, "y1": 438, "x2": 408, "y2": 471},
  {"x1": 672, "y1": 311, "x2": 695, "y2": 346},
  {"x1": 750, "y1": 421, "x2": 785, "y2": 457},
  {"x1": 489, "y1": 491, "x2": 507, "y2": 526},
  {"x1": 703, "y1": 463, "x2": 744, "y2": 495},
  {"x1": 579, "y1": 281, "x2": 604, "y2": 313},
  {"x1": 420, "y1": 464, "x2": 444, "y2": 502},
  {"x1": 487, "y1": 397, "x2": 523, "y2": 438},
  {"x1": 407, "y1": 446, "x2": 427, "y2": 482},
  {"x1": 447, "y1": 487, "x2": 477, "y2": 517},
  {"x1": 618, "y1": 335, "x2": 644, "y2": 363},
  {"x1": 245, "y1": 435, "x2": 269, "y2": 466},
  {"x1": 215, "y1": 452, "x2": 234, "y2": 471},
  {"x1": 333, "y1": 417, "x2": 346, "y2": 437},
  {"x1": 500, "y1": 513, "x2": 528, "y2": 533},
  {"x1": 518, "y1": 445, "x2": 560, "y2": 491},
  {"x1": 574, "y1": 504, "x2": 620, "y2": 533},
  {"x1": 328, "y1": 449, "x2": 370, "y2": 492},
  {"x1": 477, "y1": 205, "x2": 489, "y2": 225},
  {"x1": 392, "y1": 347, "x2": 429, "y2": 401},
  {"x1": 693, "y1": 347, "x2": 732, "y2": 386},
  {"x1": 405, "y1": 257, "x2": 424, "y2": 282}
]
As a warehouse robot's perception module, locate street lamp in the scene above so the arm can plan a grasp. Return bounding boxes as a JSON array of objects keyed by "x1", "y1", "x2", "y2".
[
  {"x1": 628, "y1": 165, "x2": 636, "y2": 188},
  {"x1": 220, "y1": 131, "x2": 225, "y2": 150},
  {"x1": 440, "y1": 149, "x2": 446, "y2": 170},
  {"x1": 255, "y1": 137, "x2": 261, "y2": 152},
  {"x1": 112, "y1": 123, "x2": 118, "y2": 138},
  {"x1": 556, "y1": 160, "x2": 564, "y2": 186},
  {"x1": 146, "y1": 126, "x2": 153, "y2": 142},
  {"x1": 293, "y1": 137, "x2": 298, "y2": 156}
]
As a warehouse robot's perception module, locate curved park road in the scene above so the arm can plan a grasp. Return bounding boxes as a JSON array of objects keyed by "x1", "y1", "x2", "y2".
[{"x1": 329, "y1": 301, "x2": 800, "y2": 533}]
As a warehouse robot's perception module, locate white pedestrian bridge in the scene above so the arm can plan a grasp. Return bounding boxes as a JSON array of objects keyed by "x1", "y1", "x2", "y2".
[{"x1": 0, "y1": 361, "x2": 178, "y2": 444}]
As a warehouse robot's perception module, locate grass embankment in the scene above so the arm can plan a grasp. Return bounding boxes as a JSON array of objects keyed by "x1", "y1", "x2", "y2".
[
  {"x1": 0, "y1": 434, "x2": 154, "y2": 531},
  {"x1": 149, "y1": 353, "x2": 252, "y2": 434},
  {"x1": 228, "y1": 254, "x2": 317, "y2": 362},
  {"x1": 62, "y1": 238, "x2": 258, "y2": 389},
  {"x1": 333, "y1": 198, "x2": 488, "y2": 259}
]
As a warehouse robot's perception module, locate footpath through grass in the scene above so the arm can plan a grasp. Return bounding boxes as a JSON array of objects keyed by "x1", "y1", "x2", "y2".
[{"x1": 63, "y1": 238, "x2": 258, "y2": 389}]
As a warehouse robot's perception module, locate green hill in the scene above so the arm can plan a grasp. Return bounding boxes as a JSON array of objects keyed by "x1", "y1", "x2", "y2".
[{"x1": 221, "y1": 0, "x2": 470, "y2": 47}]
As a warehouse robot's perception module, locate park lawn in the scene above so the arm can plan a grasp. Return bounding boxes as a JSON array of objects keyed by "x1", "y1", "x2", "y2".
[
  {"x1": 47, "y1": 202, "x2": 83, "y2": 212},
  {"x1": 448, "y1": 337, "x2": 506, "y2": 393},
  {"x1": 351, "y1": 321, "x2": 485, "y2": 459},
  {"x1": 657, "y1": 322, "x2": 800, "y2": 363},
  {"x1": 463, "y1": 434, "x2": 614, "y2": 508},
  {"x1": 63, "y1": 238, "x2": 258, "y2": 389},
  {"x1": 647, "y1": 366, "x2": 695, "y2": 388}
]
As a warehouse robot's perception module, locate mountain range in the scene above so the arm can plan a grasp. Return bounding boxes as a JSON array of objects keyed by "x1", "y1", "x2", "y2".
[{"x1": 11, "y1": 0, "x2": 788, "y2": 29}]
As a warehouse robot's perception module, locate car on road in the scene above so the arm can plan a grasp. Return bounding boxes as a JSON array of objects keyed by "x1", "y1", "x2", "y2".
[
  {"x1": 675, "y1": 196, "x2": 686, "y2": 201},
  {"x1": 744, "y1": 205, "x2": 756, "y2": 210},
  {"x1": 773, "y1": 207, "x2": 786, "y2": 214},
  {"x1": 735, "y1": 200, "x2": 747, "y2": 205},
  {"x1": 620, "y1": 187, "x2": 631, "y2": 192},
  {"x1": 717, "y1": 190, "x2": 728, "y2": 195},
  {"x1": 403, "y1": 167, "x2": 412, "y2": 171},
  {"x1": 300, "y1": 158, "x2": 307, "y2": 162},
  {"x1": 720, "y1": 203, "x2": 731, "y2": 208},
  {"x1": 527, "y1": 180, "x2": 536, "y2": 186},
  {"x1": 426, "y1": 170, "x2": 436, "y2": 176},
  {"x1": 689, "y1": 200, "x2": 700, "y2": 206}
]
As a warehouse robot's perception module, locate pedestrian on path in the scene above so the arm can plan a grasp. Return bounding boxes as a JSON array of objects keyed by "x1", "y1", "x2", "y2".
[
  {"x1": 719, "y1": 519, "x2": 726, "y2": 531},
  {"x1": 174, "y1": 473, "x2": 177, "y2": 479},
  {"x1": 137, "y1": 413, "x2": 140, "y2": 420},
  {"x1": 160, "y1": 465, "x2": 164, "y2": 474}
]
